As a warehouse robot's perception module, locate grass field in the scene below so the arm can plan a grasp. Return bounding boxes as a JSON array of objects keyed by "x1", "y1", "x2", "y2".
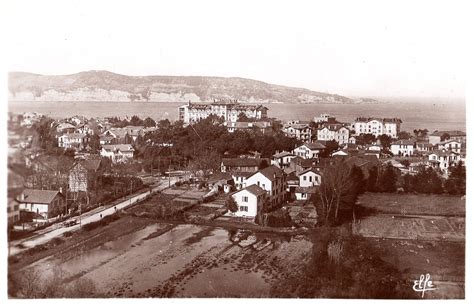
[{"x1": 357, "y1": 193, "x2": 465, "y2": 217}]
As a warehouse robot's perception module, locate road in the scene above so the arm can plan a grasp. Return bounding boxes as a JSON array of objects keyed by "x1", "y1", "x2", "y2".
[{"x1": 9, "y1": 176, "x2": 179, "y2": 257}]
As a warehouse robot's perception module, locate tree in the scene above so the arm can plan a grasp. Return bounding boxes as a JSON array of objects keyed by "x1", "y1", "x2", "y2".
[
  {"x1": 238, "y1": 113, "x2": 251, "y2": 122},
  {"x1": 356, "y1": 133, "x2": 377, "y2": 145},
  {"x1": 258, "y1": 159, "x2": 269, "y2": 169},
  {"x1": 411, "y1": 166, "x2": 443, "y2": 194},
  {"x1": 377, "y1": 134, "x2": 392, "y2": 149},
  {"x1": 129, "y1": 115, "x2": 144, "y2": 126},
  {"x1": 143, "y1": 117, "x2": 156, "y2": 128},
  {"x1": 89, "y1": 134, "x2": 100, "y2": 153},
  {"x1": 225, "y1": 196, "x2": 238, "y2": 213},
  {"x1": 315, "y1": 161, "x2": 356, "y2": 225},
  {"x1": 398, "y1": 131, "x2": 411, "y2": 140},
  {"x1": 350, "y1": 165, "x2": 366, "y2": 195},
  {"x1": 400, "y1": 159, "x2": 410, "y2": 168},
  {"x1": 377, "y1": 163, "x2": 398, "y2": 193},
  {"x1": 319, "y1": 140, "x2": 339, "y2": 158},
  {"x1": 440, "y1": 132, "x2": 451, "y2": 142},
  {"x1": 444, "y1": 161, "x2": 466, "y2": 195},
  {"x1": 366, "y1": 166, "x2": 379, "y2": 192}
]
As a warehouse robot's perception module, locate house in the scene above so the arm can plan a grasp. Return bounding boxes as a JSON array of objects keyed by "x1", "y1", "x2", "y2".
[
  {"x1": 58, "y1": 133, "x2": 89, "y2": 150},
  {"x1": 100, "y1": 134, "x2": 117, "y2": 145},
  {"x1": 230, "y1": 184, "x2": 267, "y2": 217},
  {"x1": 428, "y1": 150, "x2": 460, "y2": 174},
  {"x1": 313, "y1": 114, "x2": 336, "y2": 123},
  {"x1": 271, "y1": 151, "x2": 296, "y2": 168},
  {"x1": 293, "y1": 142, "x2": 326, "y2": 159},
  {"x1": 55, "y1": 122, "x2": 76, "y2": 134},
  {"x1": 390, "y1": 140, "x2": 415, "y2": 156},
  {"x1": 351, "y1": 117, "x2": 402, "y2": 138},
  {"x1": 317, "y1": 123, "x2": 350, "y2": 145},
  {"x1": 100, "y1": 144, "x2": 135, "y2": 163},
  {"x1": 415, "y1": 141, "x2": 434, "y2": 154},
  {"x1": 295, "y1": 186, "x2": 318, "y2": 201},
  {"x1": 220, "y1": 158, "x2": 264, "y2": 173},
  {"x1": 8, "y1": 198, "x2": 20, "y2": 227},
  {"x1": 231, "y1": 172, "x2": 253, "y2": 190},
  {"x1": 287, "y1": 156, "x2": 320, "y2": 174},
  {"x1": 76, "y1": 123, "x2": 95, "y2": 135},
  {"x1": 429, "y1": 130, "x2": 466, "y2": 145},
  {"x1": 282, "y1": 121, "x2": 312, "y2": 142},
  {"x1": 16, "y1": 189, "x2": 66, "y2": 220},
  {"x1": 244, "y1": 166, "x2": 286, "y2": 207},
  {"x1": 69, "y1": 159, "x2": 103, "y2": 192},
  {"x1": 286, "y1": 172, "x2": 300, "y2": 198},
  {"x1": 207, "y1": 172, "x2": 234, "y2": 193},
  {"x1": 297, "y1": 168, "x2": 322, "y2": 187},
  {"x1": 436, "y1": 139, "x2": 462, "y2": 154}
]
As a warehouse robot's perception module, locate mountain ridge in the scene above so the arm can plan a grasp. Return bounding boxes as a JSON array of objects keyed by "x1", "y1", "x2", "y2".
[{"x1": 8, "y1": 70, "x2": 373, "y2": 104}]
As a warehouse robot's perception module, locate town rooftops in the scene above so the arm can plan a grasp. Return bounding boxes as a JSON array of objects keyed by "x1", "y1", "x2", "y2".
[
  {"x1": 354, "y1": 117, "x2": 402, "y2": 124},
  {"x1": 186, "y1": 102, "x2": 267, "y2": 111},
  {"x1": 102, "y1": 144, "x2": 134, "y2": 152},
  {"x1": 16, "y1": 189, "x2": 62, "y2": 204},
  {"x1": 231, "y1": 171, "x2": 254, "y2": 178},
  {"x1": 430, "y1": 130, "x2": 466, "y2": 137},
  {"x1": 318, "y1": 123, "x2": 347, "y2": 131}
]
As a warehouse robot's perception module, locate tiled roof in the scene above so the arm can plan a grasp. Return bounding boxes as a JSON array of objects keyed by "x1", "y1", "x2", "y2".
[
  {"x1": 273, "y1": 151, "x2": 295, "y2": 158},
  {"x1": 243, "y1": 184, "x2": 267, "y2": 197},
  {"x1": 255, "y1": 165, "x2": 284, "y2": 180},
  {"x1": 392, "y1": 140, "x2": 415, "y2": 146},
  {"x1": 297, "y1": 168, "x2": 321, "y2": 176},
  {"x1": 301, "y1": 142, "x2": 326, "y2": 150},
  {"x1": 17, "y1": 189, "x2": 62, "y2": 204}
]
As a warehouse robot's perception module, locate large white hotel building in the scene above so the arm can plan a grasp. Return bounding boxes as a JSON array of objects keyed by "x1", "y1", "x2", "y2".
[
  {"x1": 351, "y1": 117, "x2": 402, "y2": 138},
  {"x1": 178, "y1": 101, "x2": 268, "y2": 124}
]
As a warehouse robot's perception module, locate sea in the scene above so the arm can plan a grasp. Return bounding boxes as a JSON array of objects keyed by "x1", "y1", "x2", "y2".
[{"x1": 8, "y1": 99, "x2": 466, "y2": 133}]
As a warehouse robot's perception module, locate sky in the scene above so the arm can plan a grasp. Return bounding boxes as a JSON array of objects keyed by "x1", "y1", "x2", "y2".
[{"x1": 2, "y1": 0, "x2": 469, "y2": 99}]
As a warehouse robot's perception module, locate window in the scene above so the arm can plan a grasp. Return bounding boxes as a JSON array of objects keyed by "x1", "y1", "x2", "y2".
[
  {"x1": 309, "y1": 176, "x2": 312, "y2": 182},
  {"x1": 239, "y1": 206, "x2": 248, "y2": 212},
  {"x1": 242, "y1": 196, "x2": 248, "y2": 202},
  {"x1": 303, "y1": 176, "x2": 307, "y2": 181},
  {"x1": 262, "y1": 183, "x2": 266, "y2": 189}
]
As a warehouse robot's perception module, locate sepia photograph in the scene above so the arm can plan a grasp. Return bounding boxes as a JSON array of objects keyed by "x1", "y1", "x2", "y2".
[{"x1": 1, "y1": 0, "x2": 470, "y2": 302}]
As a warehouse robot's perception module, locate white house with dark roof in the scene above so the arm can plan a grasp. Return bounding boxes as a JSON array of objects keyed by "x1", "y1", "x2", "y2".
[
  {"x1": 428, "y1": 150, "x2": 460, "y2": 174},
  {"x1": 58, "y1": 133, "x2": 89, "y2": 150},
  {"x1": 282, "y1": 121, "x2": 312, "y2": 142},
  {"x1": 293, "y1": 142, "x2": 326, "y2": 159},
  {"x1": 297, "y1": 168, "x2": 321, "y2": 187},
  {"x1": 390, "y1": 140, "x2": 415, "y2": 156},
  {"x1": 244, "y1": 165, "x2": 286, "y2": 206},
  {"x1": 271, "y1": 151, "x2": 296, "y2": 168},
  {"x1": 317, "y1": 123, "x2": 350, "y2": 145},
  {"x1": 230, "y1": 184, "x2": 267, "y2": 217},
  {"x1": 100, "y1": 144, "x2": 135, "y2": 163},
  {"x1": 436, "y1": 139, "x2": 462, "y2": 154},
  {"x1": 16, "y1": 189, "x2": 66, "y2": 219}
]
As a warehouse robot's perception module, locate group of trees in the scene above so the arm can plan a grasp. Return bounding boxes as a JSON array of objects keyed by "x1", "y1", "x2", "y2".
[
  {"x1": 108, "y1": 115, "x2": 156, "y2": 128},
  {"x1": 133, "y1": 116, "x2": 300, "y2": 176}
]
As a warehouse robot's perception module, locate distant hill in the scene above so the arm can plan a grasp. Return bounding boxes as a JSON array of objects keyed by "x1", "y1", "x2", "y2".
[{"x1": 8, "y1": 70, "x2": 365, "y2": 104}]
